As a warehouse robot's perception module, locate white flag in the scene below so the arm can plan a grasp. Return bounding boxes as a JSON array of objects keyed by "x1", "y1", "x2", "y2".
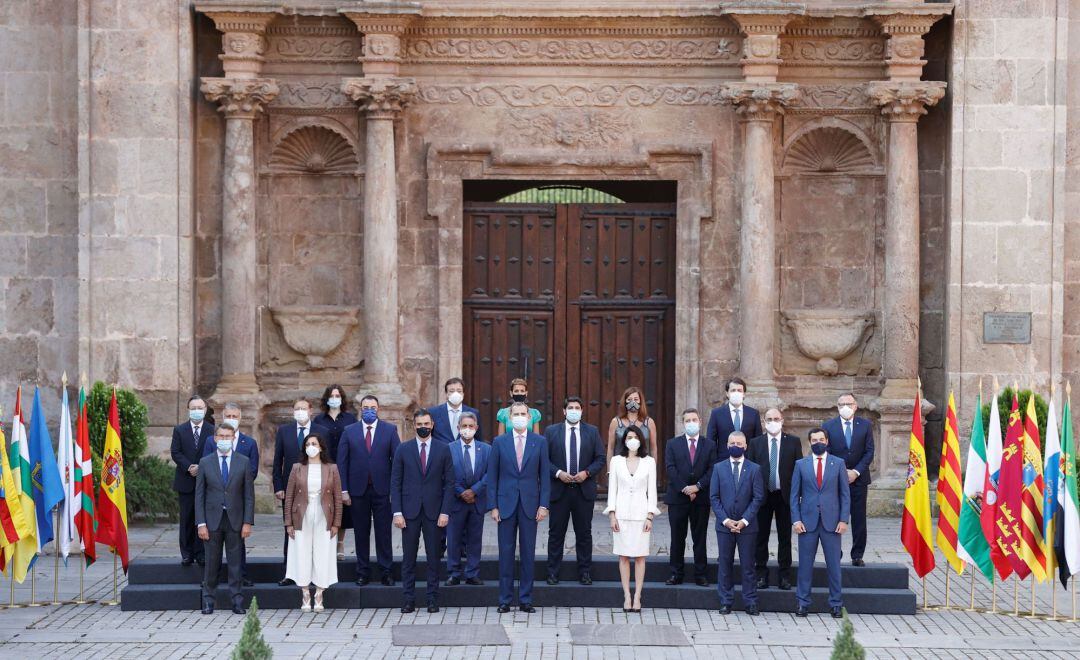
[{"x1": 57, "y1": 385, "x2": 78, "y2": 560}]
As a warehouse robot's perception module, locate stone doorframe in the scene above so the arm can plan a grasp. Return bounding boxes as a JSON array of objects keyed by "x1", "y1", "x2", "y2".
[{"x1": 425, "y1": 139, "x2": 713, "y2": 419}]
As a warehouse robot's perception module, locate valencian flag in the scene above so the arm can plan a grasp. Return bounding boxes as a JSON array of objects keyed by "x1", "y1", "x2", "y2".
[
  {"x1": 958, "y1": 389, "x2": 994, "y2": 580},
  {"x1": 57, "y1": 381, "x2": 78, "y2": 562},
  {"x1": 6, "y1": 388, "x2": 37, "y2": 581},
  {"x1": 1056, "y1": 386, "x2": 1080, "y2": 585},
  {"x1": 95, "y1": 389, "x2": 129, "y2": 572},
  {"x1": 936, "y1": 391, "x2": 963, "y2": 573},
  {"x1": 0, "y1": 420, "x2": 34, "y2": 580},
  {"x1": 29, "y1": 387, "x2": 64, "y2": 556},
  {"x1": 997, "y1": 391, "x2": 1028, "y2": 578},
  {"x1": 1018, "y1": 394, "x2": 1047, "y2": 581},
  {"x1": 74, "y1": 383, "x2": 96, "y2": 566},
  {"x1": 982, "y1": 387, "x2": 1012, "y2": 579},
  {"x1": 901, "y1": 386, "x2": 935, "y2": 577}
]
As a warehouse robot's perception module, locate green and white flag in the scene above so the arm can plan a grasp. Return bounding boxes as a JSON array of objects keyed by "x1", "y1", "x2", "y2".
[
  {"x1": 1058, "y1": 391, "x2": 1080, "y2": 585},
  {"x1": 957, "y1": 391, "x2": 994, "y2": 580}
]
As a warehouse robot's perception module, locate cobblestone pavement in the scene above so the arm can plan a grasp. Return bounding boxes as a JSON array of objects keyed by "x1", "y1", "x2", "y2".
[{"x1": 2, "y1": 513, "x2": 1079, "y2": 659}]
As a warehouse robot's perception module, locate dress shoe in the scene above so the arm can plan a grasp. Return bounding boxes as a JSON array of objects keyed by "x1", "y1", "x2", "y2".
[
  {"x1": 695, "y1": 577, "x2": 709, "y2": 587},
  {"x1": 851, "y1": 558, "x2": 865, "y2": 567},
  {"x1": 201, "y1": 603, "x2": 214, "y2": 615},
  {"x1": 746, "y1": 605, "x2": 760, "y2": 616},
  {"x1": 232, "y1": 605, "x2": 246, "y2": 615},
  {"x1": 497, "y1": 604, "x2": 511, "y2": 614},
  {"x1": 278, "y1": 578, "x2": 296, "y2": 587},
  {"x1": 465, "y1": 577, "x2": 483, "y2": 585},
  {"x1": 718, "y1": 605, "x2": 732, "y2": 615},
  {"x1": 242, "y1": 578, "x2": 254, "y2": 587},
  {"x1": 380, "y1": 574, "x2": 394, "y2": 586},
  {"x1": 756, "y1": 576, "x2": 769, "y2": 589},
  {"x1": 796, "y1": 606, "x2": 809, "y2": 617},
  {"x1": 401, "y1": 603, "x2": 415, "y2": 614},
  {"x1": 579, "y1": 573, "x2": 592, "y2": 585},
  {"x1": 446, "y1": 576, "x2": 461, "y2": 586},
  {"x1": 427, "y1": 603, "x2": 439, "y2": 613},
  {"x1": 355, "y1": 576, "x2": 370, "y2": 586},
  {"x1": 546, "y1": 576, "x2": 559, "y2": 585},
  {"x1": 664, "y1": 576, "x2": 683, "y2": 585},
  {"x1": 181, "y1": 557, "x2": 194, "y2": 567},
  {"x1": 779, "y1": 578, "x2": 792, "y2": 590},
  {"x1": 519, "y1": 604, "x2": 536, "y2": 613},
  {"x1": 831, "y1": 606, "x2": 843, "y2": 618}
]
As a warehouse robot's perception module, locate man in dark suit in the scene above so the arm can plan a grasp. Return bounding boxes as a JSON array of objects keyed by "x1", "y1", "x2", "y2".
[
  {"x1": 446, "y1": 412, "x2": 488, "y2": 586},
  {"x1": 338, "y1": 394, "x2": 400, "y2": 586},
  {"x1": 487, "y1": 401, "x2": 550, "y2": 613},
  {"x1": 822, "y1": 392, "x2": 873, "y2": 566},
  {"x1": 791, "y1": 427, "x2": 851, "y2": 618},
  {"x1": 428, "y1": 377, "x2": 483, "y2": 444},
  {"x1": 271, "y1": 398, "x2": 328, "y2": 586},
  {"x1": 746, "y1": 407, "x2": 802, "y2": 589},
  {"x1": 664, "y1": 408, "x2": 716, "y2": 586},
  {"x1": 203, "y1": 402, "x2": 259, "y2": 586},
  {"x1": 391, "y1": 410, "x2": 454, "y2": 613},
  {"x1": 709, "y1": 431, "x2": 765, "y2": 615},
  {"x1": 195, "y1": 425, "x2": 255, "y2": 615},
  {"x1": 544, "y1": 397, "x2": 605, "y2": 585},
  {"x1": 171, "y1": 394, "x2": 214, "y2": 567},
  {"x1": 706, "y1": 377, "x2": 763, "y2": 461}
]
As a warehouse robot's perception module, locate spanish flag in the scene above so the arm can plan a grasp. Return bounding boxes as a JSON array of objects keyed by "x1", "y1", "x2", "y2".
[
  {"x1": 94, "y1": 389, "x2": 129, "y2": 572},
  {"x1": 0, "y1": 421, "x2": 35, "y2": 581},
  {"x1": 901, "y1": 385, "x2": 936, "y2": 577}
]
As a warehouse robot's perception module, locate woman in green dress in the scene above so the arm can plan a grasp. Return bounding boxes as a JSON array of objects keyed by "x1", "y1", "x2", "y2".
[{"x1": 495, "y1": 377, "x2": 542, "y2": 434}]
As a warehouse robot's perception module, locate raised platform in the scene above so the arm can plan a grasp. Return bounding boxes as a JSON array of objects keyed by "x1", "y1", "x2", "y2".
[{"x1": 121, "y1": 557, "x2": 916, "y2": 614}]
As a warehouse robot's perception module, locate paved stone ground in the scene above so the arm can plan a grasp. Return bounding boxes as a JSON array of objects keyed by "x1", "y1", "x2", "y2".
[{"x1": 2, "y1": 513, "x2": 1079, "y2": 659}]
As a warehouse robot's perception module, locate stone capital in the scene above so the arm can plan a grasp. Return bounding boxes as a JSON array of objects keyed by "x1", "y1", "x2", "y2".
[
  {"x1": 204, "y1": 11, "x2": 276, "y2": 77},
  {"x1": 342, "y1": 8, "x2": 420, "y2": 75},
  {"x1": 868, "y1": 81, "x2": 945, "y2": 121},
  {"x1": 868, "y1": 11, "x2": 949, "y2": 81},
  {"x1": 201, "y1": 77, "x2": 279, "y2": 119},
  {"x1": 725, "y1": 83, "x2": 800, "y2": 121},
  {"x1": 722, "y1": 9, "x2": 798, "y2": 82},
  {"x1": 342, "y1": 77, "x2": 417, "y2": 119}
]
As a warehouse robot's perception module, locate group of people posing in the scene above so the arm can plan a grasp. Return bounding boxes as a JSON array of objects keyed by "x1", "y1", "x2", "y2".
[{"x1": 171, "y1": 377, "x2": 874, "y2": 617}]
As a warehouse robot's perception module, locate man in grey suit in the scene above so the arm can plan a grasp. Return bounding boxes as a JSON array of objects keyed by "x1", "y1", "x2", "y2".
[{"x1": 196, "y1": 425, "x2": 255, "y2": 615}]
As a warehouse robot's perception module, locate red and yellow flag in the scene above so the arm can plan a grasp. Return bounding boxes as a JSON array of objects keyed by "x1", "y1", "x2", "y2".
[
  {"x1": 936, "y1": 391, "x2": 964, "y2": 573},
  {"x1": 997, "y1": 392, "x2": 1028, "y2": 578},
  {"x1": 902, "y1": 386, "x2": 936, "y2": 577},
  {"x1": 1019, "y1": 394, "x2": 1047, "y2": 581},
  {"x1": 94, "y1": 389, "x2": 129, "y2": 572}
]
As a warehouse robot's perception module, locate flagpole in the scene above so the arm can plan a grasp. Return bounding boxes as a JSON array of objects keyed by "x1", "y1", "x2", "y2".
[
  {"x1": 944, "y1": 569, "x2": 951, "y2": 609},
  {"x1": 968, "y1": 564, "x2": 976, "y2": 611},
  {"x1": 28, "y1": 560, "x2": 41, "y2": 606},
  {"x1": 1072, "y1": 578, "x2": 1077, "y2": 622},
  {"x1": 1029, "y1": 578, "x2": 1036, "y2": 617},
  {"x1": 73, "y1": 557, "x2": 89, "y2": 604},
  {"x1": 50, "y1": 508, "x2": 62, "y2": 605},
  {"x1": 1013, "y1": 579, "x2": 1019, "y2": 616},
  {"x1": 991, "y1": 579, "x2": 997, "y2": 613},
  {"x1": 921, "y1": 576, "x2": 927, "y2": 610},
  {"x1": 101, "y1": 552, "x2": 118, "y2": 606}
]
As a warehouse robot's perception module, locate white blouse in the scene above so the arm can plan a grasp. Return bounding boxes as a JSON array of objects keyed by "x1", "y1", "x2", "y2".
[{"x1": 603, "y1": 455, "x2": 661, "y2": 521}]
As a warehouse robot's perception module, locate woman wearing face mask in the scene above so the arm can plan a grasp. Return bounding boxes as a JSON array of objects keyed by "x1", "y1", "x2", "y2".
[
  {"x1": 314, "y1": 385, "x2": 357, "y2": 559},
  {"x1": 284, "y1": 431, "x2": 343, "y2": 612},
  {"x1": 606, "y1": 387, "x2": 657, "y2": 474},
  {"x1": 495, "y1": 378, "x2": 542, "y2": 435},
  {"x1": 603, "y1": 425, "x2": 660, "y2": 613}
]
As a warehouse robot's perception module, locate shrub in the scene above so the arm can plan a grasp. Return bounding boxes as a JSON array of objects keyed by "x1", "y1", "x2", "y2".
[
  {"x1": 87, "y1": 382, "x2": 149, "y2": 460},
  {"x1": 232, "y1": 596, "x2": 272, "y2": 660},
  {"x1": 830, "y1": 608, "x2": 865, "y2": 660},
  {"x1": 124, "y1": 455, "x2": 180, "y2": 522},
  {"x1": 980, "y1": 387, "x2": 1048, "y2": 446}
]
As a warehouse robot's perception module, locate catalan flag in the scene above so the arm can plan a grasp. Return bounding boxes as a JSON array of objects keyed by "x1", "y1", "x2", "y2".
[
  {"x1": 0, "y1": 420, "x2": 34, "y2": 579},
  {"x1": 901, "y1": 386, "x2": 935, "y2": 577},
  {"x1": 936, "y1": 391, "x2": 963, "y2": 573},
  {"x1": 997, "y1": 391, "x2": 1027, "y2": 578},
  {"x1": 1018, "y1": 393, "x2": 1047, "y2": 582},
  {"x1": 94, "y1": 389, "x2": 128, "y2": 572}
]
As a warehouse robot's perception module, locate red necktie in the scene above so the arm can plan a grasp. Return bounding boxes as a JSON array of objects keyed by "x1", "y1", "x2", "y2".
[
  {"x1": 688, "y1": 438, "x2": 696, "y2": 463},
  {"x1": 420, "y1": 442, "x2": 427, "y2": 475},
  {"x1": 365, "y1": 426, "x2": 373, "y2": 452},
  {"x1": 816, "y1": 457, "x2": 823, "y2": 488}
]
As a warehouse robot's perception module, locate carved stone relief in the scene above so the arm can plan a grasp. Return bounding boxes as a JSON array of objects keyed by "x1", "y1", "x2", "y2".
[
  {"x1": 259, "y1": 306, "x2": 364, "y2": 370},
  {"x1": 404, "y1": 37, "x2": 740, "y2": 64},
  {"x1": 782, "y1": 126, "x2": 877, "y2": 175},
  {"x1": 500, "y1": 109, "x2": 631, "y2": 148},
  {"x1": 268, "y1": 125, "x2": 359, "y2": 174},
  {"x1": 416, "y1": 83, "x2": 729, "y2": 107}
]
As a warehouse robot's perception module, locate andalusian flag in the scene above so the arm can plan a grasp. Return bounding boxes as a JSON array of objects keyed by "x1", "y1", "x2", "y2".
[
  {"x1": 74, "y1": 384, "x2": 96, "y2": 566},
  {"x1": 57, "y1": 382, "x2": 78, "y2": 562},
  {"x1": 958, "y1": 390, "x2": 994, "y2": 580},
  {"x1": 936, "y1": 391, "x2": 963, "y2": 573},
  {"x1": 1056, "y1": 386, "x2": 1080, "y2": 585},
  {"x1": 1018, "y1": 394, "x2": 1047, "y2": 582},
  {"x1": 0, "y1": 422, "x2": 34, "y2": 579},
  {"x1": 94, "y1": 389, "x2": 128, "y2": 572},
  {"x1": 901, "y1": 386, "x2": 935, "y2": 577},
  {"x1": 997, "y1": 392, "x2": 1027, "y2": 578},
  {"x1": 6, "y1": 388, "x2": 37, "y2": 580}
]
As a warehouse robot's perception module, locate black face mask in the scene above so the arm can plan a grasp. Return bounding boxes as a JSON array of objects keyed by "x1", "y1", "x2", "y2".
[
  {"x1": 811, "y1": 442, "x2": 828, "y2": 456},
  {"x1": 416, "y1": 427, "x2": 432, "y2": 439},
  {"x1": 727, "y1": 445, "x2": 745, "y2": 459},
  {"x1": 511, "y1": 394, "x2": 527, "y2": 403}
]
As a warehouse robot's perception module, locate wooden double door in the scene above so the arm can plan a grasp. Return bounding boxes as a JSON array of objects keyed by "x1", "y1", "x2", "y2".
[{"x1": 463, "y1": 201, "x2": 676, "y2": 484}]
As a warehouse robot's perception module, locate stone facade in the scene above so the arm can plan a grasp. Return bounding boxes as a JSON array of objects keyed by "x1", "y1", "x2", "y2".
[{"x1": 1, "y1": 0, "x2": 1076, "y2": 511}]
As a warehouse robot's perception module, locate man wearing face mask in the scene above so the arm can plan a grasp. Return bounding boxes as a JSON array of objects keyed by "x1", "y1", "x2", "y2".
[
  {"x1": 428, "y1": 377, "x2": 483, "y2": 445},
  {"x1": 171, "y1": 394, "x2": 215, "y2": 567},
  {"x1": 709, "y1": 432, "x2": 765, "y2": 615},
  {"x1": 706, "y1": 378, "x2": 762, "y2": 462},
  {"x1": 822, "y1": 393, "x2": 874, "y2": 566},
  {"x1": 791, "y1": 428, "x2": 850, "y2": 618},
  {"x1": 544, "y1": 397, "x2": 605, "y2": 586},
  {"x1": 202, "y1": 403, "x2": 259, "y2": 586},
  {"x1": 746, "y1": 408, "x2": 801, "y2": 590},
  {"x1": 272, "y1": 399, "x2": 329, "y2": 586},
  {"x1": 487, "y1": 401, "x2": 550, "y2": 613},
  {"x1": 664, "y1": 408, "x2": 716, "y2": 586},
  {"x1": 446, "y1": 412, "x2": 489, "y2": 586}
]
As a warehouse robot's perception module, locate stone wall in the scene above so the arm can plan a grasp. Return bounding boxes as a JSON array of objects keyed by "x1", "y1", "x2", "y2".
[{"x1": 1066, "y1": 1, "x2": 1080, "y2": 394}]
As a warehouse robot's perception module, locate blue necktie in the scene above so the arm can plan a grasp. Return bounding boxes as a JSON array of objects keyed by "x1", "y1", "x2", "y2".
[
  {"x1": 733, "y1": 408, "x2": 742, "y2": 433},
  {"x1": 844, "y1": 420, "x2": 852, "y2": 448},
  {"x1": 769, "y1": 437, "x2": 779, "y2": 491},
  {"x1": 569, "y1": 426, "x2": 578, "y2": 475},
  {"x1": 463, "y1": 444, "x2": 473, "y2": 483},
  {"x1": 221, "y1": 455, "x2": 230, "y2": 510},
  {"x1": 297, "y1": 426, "x2": 306, "y2": 450}
]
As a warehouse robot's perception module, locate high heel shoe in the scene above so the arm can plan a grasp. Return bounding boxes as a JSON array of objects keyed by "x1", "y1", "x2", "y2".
[
  {"x1": 336, "y1": 539, "x2": 345, "y2": 561},
  {"x1": 300, "y1": 588, "x2": 312, "y2": 612},
  {"x1": 622, "y1": 594, "x2": 632, "y2": 612},
  {"x1": 314, "y1": 588, "x2": 325, "y2": 612},
  {"x1": 631, "y1": 595, "x2": 642, "y2": 613}
]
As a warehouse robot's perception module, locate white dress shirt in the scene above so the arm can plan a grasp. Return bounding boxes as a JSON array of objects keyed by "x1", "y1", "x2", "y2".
[
  {"x1": 729, "y1": 403, "x2": 743, "y2": 428},
  {"x1": 555, "y1": 423, "x2": 582, "y2": 478},
  {"x1": 447, "y1": 403, "x2": 462, "y2": 439}
]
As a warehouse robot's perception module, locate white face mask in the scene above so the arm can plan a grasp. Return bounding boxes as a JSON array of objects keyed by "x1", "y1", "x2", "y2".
[
  {"x1": 511, "y1": 415, "x2": 529, "y2": 431},
  {"x1": 216, "y1": 439, "x2": 232, "y2": 454},
  {"x1": 222, "y1": 418, "x2": 240, "y2": 430},
  {"x1": 625, "y1": 438, "x2": 641, "y2": 453},
  {"x1": 294, "y1": 409, "x2": 310, "y2": 425},
  {"x1": 684, "y1": 421, "x2": 700, "y2": 437},
  {"x1": 765, "y1": 421, "x2": 782, "y2": 436},
  {"x1": 189, "y1": 408, "x2": 205, "y2": 423},
  {"x1": 459, "y1": 427, "x2": 476, "y2": 440},
  {"x1": 838, "y1": 405, "x2": 854, "y2": 420},
  {"x1": 728, "y1": 391, "x2": 744, "y2": 407},
  {"x1": 327, "y1": 397, "x2": 342, "y2": 409},
  {"x1": 305, "y1": 445, "x2": 321, "y2": 458},
  {"x1": 448, "y1": 392, "x2": 464, "y2": 406}
]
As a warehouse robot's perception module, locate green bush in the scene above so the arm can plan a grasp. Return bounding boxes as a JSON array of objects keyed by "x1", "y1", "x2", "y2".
[
  {"x1": 831, "y1": 608, "x2": 865, "y2": 660},
  {"x1": 980, "y1": 387, "x2": 1048, "y2": 447},
  {"x1": 232, "y1": 596, "x2": 272, "y2": 660},
  {"x1": 124, "y1": 455, "x2": 179, "y2": 522},
  {"x1": 87, "y1": 382, "x2": 149, "y2": 460}
]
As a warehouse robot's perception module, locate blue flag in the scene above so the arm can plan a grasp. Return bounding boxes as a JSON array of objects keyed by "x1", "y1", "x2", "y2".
[{"x1": 29, "y1": 387, "x2": 64, "y2": 551}]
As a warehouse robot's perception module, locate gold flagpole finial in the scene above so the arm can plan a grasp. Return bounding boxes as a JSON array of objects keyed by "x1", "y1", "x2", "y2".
[
  {"x1": 81, "y1": 372, "x2": 88, "y2": 388},
  {"x1": 1067, "y1": 380, "x2": 1072, "y2": 399},
  {"x1": 979, "y1": 377, "x2": 983, "y2": 398},
  {"x1": 62, "y1": 372, "x2": 68, "y2": 388}
]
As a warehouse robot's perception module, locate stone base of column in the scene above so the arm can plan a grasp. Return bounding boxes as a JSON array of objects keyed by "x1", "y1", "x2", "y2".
[
  {"x1": 209, "y1": 373, "x2": 270, "y2": 439},
  {"x1": 354, "y1": 382, "x2": 415, "y2": 436},
  {"x1": 879, "y1": 377, "x2": 920, "y2": 402},
  {"x1": 746, "y1": 378, "x2": 782, "y2": 411},
  {"x1": 865, "y1": 389, "x2": 936, "y2": 516}
]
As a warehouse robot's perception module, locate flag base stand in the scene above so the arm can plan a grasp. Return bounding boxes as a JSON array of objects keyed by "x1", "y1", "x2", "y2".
[
  {"x1": 25, "y1": 569, "x2": 43, "y2": 607},
  {"x1": 99, "y1": 554, "x2": 119, "y2": 607},
  {"x1": 69, "y1": 559, "x2": 94, "y2": 605}
]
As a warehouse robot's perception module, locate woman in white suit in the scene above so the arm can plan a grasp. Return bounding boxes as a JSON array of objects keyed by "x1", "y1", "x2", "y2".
[{"x1": 603, "y1": 425, "x2": 659, "y2": 612}]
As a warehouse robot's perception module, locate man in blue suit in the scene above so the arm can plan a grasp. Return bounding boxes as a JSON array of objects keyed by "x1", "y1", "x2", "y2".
[
  {"x1": 203, "y1": 402, "x2": 259, "y2": 586},
  {"x1": 544, "y1": 397, "x2": 605, "y2": 585},
  {"x1": 271, "y1": 398, "x2": 328, "y2": 585},
  {"x1": 791, "y1": 427, "x2": 851, "y2": 618},
  {"x1": 487, "y1": 401, "x2": 550, "y2": 613},
  {"x1": 391, "y1": 410, "x2": 454, "y2": 613},
  {"x1": 821, "y1": 392, "x2": 873, "y2": 566},
  {"x1": 665, "y1": 408, "x2": 716, "y2": 586},
  {"x1": 171, "y1": 394, "x2": 214, "y2": 567},
  {"x1": 428, "y1": 377, "x2": 483, "y2": 444},
  {"x1": 706, "y1": 377, "x2": 763, "y2": 461},
  {"x1": 338, "y1": 394, "x2": 400, "y2": 586},
  {"x1": 709, "y1": 431, "x2": 765, "y2": 615},
  {"x1": 446, "y1": 412, "x2": 488, "y2": 586}
]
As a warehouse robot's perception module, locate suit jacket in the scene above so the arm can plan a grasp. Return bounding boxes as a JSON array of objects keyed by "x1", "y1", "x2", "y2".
[
  {"x1": 391, "y1": 439, "x2": 455, "y2": 521},
  {"x1": 790, "y1": 454, "x2": 851, "y2": 533},
  {"x1": 709, "y1": 459, "x2": 765, "y2": 533},
  {"x1": 428, "y1": 402, "x2": 483, "y2": 445},
  {"x1": 664, "y1": 434, "x2": 717, "y2": 507},
  {"x1": 822, "y1": 415, "x2": 874, "y2": 486},
  {"x1": 312, "y1": 411, "x2": 358, "y2": 462},
  {"x1": 448, "y1": 439, "x2": 490, "y2": 514},
  {"x1": 746, "y1": 432, "x2": 802, "y2": 503},
  {"x1": 271, "y1": 421, "x2": 330, "y2": 493},
  {"x1": 706, "y1": 404, "x2": 762, "y2": 461},
  {"x1": 171, "y1": 421, "x2": 215, "y2": 493},
  {"x1": 284, "y1": 463, "x2": 343, "y2": 531},
  {"x1": 202, "y1": 431, "x2": 259, "y2": 479},
  {"x1": 485, "y1": 431, "x2": 551, "y2": 517},
  {"x1": 195, "y1": 451, "x2": 254, "y2": 533},
  {"x1": 336, "y1": 419, "x2": 400, "y2": 497},
  {"x1": 544, "y1": 422, "x2": 605, "y2": 502}
]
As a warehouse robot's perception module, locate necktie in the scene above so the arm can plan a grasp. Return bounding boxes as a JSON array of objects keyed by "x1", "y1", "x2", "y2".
[
  {"x1": 732, "y1": 460, "x2": 741, "y2": 487},
  {"x1": 516, "y1": 434, "x2": 524, "y2": 470},
  {"x1": 688, "y1": 437, "x2": 696, "y2": 464},
  {"x1": 463, "y1": 444, "x2": 473, "y2": 482},
  {"x1": 365, "y1": 425, "x2": 373, "y2": 453},
  {"x1": 451, "y1": 409, "x2": 460, "y2": 438},
  {"x1": 297, "y1": 426, "x2": 306, "y2": 450},
  {"x1": 221, "y1": 455, "x2": 230, "y2": 510},
  {"x1": 844, "y1": 420, "x2": 852, "y2": 448},
  {"x1": 816, "y1": 457, "x2": 824, "y2": 488},
  {"x1": 420, "y1": 442, "x2": 427, "y2": 475},
  {"x1": 770, "y1": 437, "x2": 779, "y2": 491},
  {"x1": 733, "y1": 408, "x2": 742, "y2": 433},
  {"x1": 193, "y1": 425, "x2": 201, "y2": 451},
  {"x1": 569, "y1": 426, "x2": 578, "y2": 475}
]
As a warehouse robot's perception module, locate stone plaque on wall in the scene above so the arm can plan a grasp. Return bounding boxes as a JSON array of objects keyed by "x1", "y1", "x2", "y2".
[{"x1": 983, "y1": 312, "x2": 1031, "y2": 344}]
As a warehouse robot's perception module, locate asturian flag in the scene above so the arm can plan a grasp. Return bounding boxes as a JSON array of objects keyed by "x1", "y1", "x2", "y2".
[
  {"x1": 28, "y1": 387, "x2": 64, "y2": 555},
  {"x1": 57, "y1": 380, "x2": 78, "y2": 562}
]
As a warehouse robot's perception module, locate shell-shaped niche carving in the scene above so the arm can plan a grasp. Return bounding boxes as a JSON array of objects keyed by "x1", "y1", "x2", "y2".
[
  {"x1": 269, "y1": 126, "x2": 358, "y2": 174},
  {"x1": 784, "y1": 127, "x2": 875, "y2": 174}
]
